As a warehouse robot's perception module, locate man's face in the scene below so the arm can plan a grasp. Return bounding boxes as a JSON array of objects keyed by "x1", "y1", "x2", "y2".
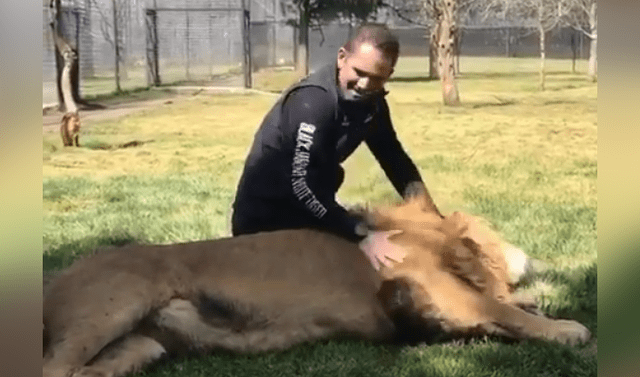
[{"x1": 337, "y1": 42, "x2": 395, "y2": 102}]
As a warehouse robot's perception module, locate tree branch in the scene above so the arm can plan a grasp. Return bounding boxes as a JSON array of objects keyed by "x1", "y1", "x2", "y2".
[{"x1": 377, "y1": 1, "x2": 429, "y2": 27}]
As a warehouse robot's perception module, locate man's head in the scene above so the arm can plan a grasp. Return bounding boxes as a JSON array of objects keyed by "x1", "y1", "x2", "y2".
[{"x1": 337, "y1": 24, "x2": 399, "y2": 102}]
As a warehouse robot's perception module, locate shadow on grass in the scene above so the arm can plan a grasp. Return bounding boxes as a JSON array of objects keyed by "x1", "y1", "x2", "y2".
[
  {"x1": 459, "y1": 71, "x2": 583, "y2": 80},
  {"x1": 467, "y1": 97, "x2": 518, "y2": 108},
  {"x1": 388, "y1": 76, "x2": 438, "y2": 83},
  {"x1": 514, "y1": 262, "x2": 597, "y2": 339},
  {"x1": 395, "y1": 336, "x2": 596, "y2": 377},
  {"x1": 43, "y1": 229, "x2": 141, "y2": 271},
  {"x1": 542, "y1": 99, "x2": 581, "y2": 105},
  {"x1": 140, "y1": 332, "x2": 596, "y2": 377},
  {"x1": 82, "y1": 139, "x2": 155, "y2": 150},
  {"x1": 530, "y1": 263, "x2": 597, "y2": 333},
  {"x1": 144, "y1": 339, "x2": 403, "y2": 377}
]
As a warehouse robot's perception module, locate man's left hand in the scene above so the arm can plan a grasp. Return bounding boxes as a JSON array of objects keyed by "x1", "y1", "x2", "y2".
[{"x1": 358, "y1": 230, "x2": 406, "y2": 270}]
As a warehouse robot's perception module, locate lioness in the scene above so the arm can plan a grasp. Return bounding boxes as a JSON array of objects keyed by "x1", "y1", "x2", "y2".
[
  {"x1": 60, "y1": 111, "x2": 81, "y2": 147},
  {"x1": 43, "y1": 196, "x2": 590, "y2": 377}
]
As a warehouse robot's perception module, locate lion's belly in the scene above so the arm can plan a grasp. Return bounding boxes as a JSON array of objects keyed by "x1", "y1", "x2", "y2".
[
  {"x1": 151, "y1": 292, "x2": 392, "y2": 353},
  {"x1": 150, "y1": 229, "x2": 392, "y2": 352}
]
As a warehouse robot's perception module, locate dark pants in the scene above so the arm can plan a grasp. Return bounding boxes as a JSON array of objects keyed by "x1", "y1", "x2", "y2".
[
  {"x1": 231, "y1": 199, "x2": 322, "y2": 236},
  {"x1": 231, "y1": 166, "x2": 345, "y2": 236}
]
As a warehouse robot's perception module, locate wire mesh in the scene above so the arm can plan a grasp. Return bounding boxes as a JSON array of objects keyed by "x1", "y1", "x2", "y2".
[{"x1": 42, "y1": 0, "x2": 590, "y2": 106}]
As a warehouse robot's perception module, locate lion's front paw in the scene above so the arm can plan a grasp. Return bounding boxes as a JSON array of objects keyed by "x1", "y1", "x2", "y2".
[{"x1": 549, "y1": 319, "x2": 591, "y2": 345}]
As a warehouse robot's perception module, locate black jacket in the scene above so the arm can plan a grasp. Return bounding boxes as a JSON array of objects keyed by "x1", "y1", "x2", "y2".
[{"x1": 232, "y1": 63, "x2": 424, "y2": 241}]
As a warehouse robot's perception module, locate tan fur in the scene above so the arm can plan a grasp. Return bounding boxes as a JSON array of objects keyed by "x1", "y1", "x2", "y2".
[
  {"x1": 60, "y1": 112, "x2": 81, "y2": 147},
  {"x1": 43, "y1": 198, "x2": 590, "y2": 377}
]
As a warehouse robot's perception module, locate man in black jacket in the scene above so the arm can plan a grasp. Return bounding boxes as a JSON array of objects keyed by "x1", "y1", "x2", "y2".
[{"x1": 232, "y1": 24, "x2": 441, "y2": 269}]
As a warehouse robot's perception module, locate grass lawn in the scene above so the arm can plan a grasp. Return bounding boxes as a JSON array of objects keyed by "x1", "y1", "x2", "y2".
[{"x1": 43, "y1": 56, "x2": 597, "y2": 376}]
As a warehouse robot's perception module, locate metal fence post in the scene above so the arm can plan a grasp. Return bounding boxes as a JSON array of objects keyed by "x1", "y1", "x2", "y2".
[
  {"x1": 242, "y1": 0, "x2": 252, "y2": 88},
  {"x1": 73, "y1": 8, "x2": 82, "y2": 97},
  {"x1": 185, "y1": 10, "x2": 191, "y2": 81},
  {"x1": 113, "y1": 0, "x2": 121, "y2": 92},
  {"x1": 145, "y1": 9, "x2": 160, "y2": 86}
]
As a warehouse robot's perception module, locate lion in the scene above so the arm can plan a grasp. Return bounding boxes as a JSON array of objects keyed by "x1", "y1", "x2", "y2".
[
  {"x1": 43, "y1": 195, "x2": 590, "y2": 377},
  {"x1": 60, "y1": 111, "x2": 81, "y2": 147}
]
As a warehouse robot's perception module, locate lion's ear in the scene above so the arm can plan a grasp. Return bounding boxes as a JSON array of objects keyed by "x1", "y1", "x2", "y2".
[{"x1": 440, "y1": 211, "x2": 467, "y2": 236}]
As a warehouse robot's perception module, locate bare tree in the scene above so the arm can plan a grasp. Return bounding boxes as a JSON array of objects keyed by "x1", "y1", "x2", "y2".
[
  {"x1": 280, "y1": 0, "x2": 379, "y2": 75},
  {"x1": 560, "y1": 0, "x2": 596, "y2": 81},
  {"x1": 88, "y1": 0, "x2": 129, "y2": 86},
  {"x1": 383, "y1": 0, "x2": 482, "y2": 105},
  {"x1": 48, "y1": 0, "x2": 82, "y2": 112},
  {"x1": 486, "y1": 0, "x2": 566, "y2": 90},
  {"x1": 409, "y1": 0, "x2": 462, "y2": 105}
]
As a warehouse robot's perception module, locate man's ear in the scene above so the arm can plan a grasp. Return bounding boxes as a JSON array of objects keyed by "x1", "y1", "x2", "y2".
[{"x1": 337, "y1": 47, "x2": 348, "y2": 69}]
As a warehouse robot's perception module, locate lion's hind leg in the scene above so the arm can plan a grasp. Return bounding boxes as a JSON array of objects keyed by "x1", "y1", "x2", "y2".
[
  {"x1": 43, "y1": 303, "x2": 152, "y2": 377},
  {"x1": 68, "y1": 334, "x2": 166, "y2": 377},
  {"x1": 44, "y1": 277, "x2": 161, "y2": 377}
]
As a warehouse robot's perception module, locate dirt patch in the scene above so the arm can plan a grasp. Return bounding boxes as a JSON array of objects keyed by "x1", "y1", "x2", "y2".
[
  {"x1": 42, "y1": 90, "x2": 187, "y2": 133},
  {"x1": 43, "y1": 86, "x2": 281, "y2": 134}
]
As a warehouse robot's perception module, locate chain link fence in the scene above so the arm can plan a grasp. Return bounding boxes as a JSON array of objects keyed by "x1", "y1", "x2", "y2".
[
  {"x1": 43, "y1": 0, "x2": 297, "y2": 106},
  {"x1": 43, "y1": 1, "x2": 590, "y2": 106},
  {"x1": 44, "y1": 0, "x2": 154, "y2": 105},
  {"x1": 149, "y1": 6, "x2": 248, "y2": 88},
  {"x1": 307, "y1": 22, "x2": 590, "y2": 71}
]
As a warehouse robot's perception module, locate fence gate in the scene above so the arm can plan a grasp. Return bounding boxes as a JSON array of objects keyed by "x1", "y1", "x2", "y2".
[{"x1": 145, "y1": 1, "x2": 252, "y2": 89}]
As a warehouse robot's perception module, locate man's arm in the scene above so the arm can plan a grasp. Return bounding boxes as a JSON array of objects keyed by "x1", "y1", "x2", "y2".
[
  {"x1": 281, "y1": 87, "x2": 367, "y2": 241},
  {"x1": 365, "y1": 99, "x2": 442, "y2": 216}
]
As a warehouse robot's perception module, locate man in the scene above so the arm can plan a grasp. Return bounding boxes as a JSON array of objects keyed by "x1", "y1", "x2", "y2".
[{"x1": 232, "y1": 24, "x2": 441, "y2": 269}]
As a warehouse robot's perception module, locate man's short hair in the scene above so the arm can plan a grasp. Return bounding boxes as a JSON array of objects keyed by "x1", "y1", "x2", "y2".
[{"x1": 342, "y1": 23, "x2": 400, "y2": 65}]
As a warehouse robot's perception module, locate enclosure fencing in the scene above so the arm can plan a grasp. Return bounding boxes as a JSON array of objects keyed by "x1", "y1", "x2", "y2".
[
  {"x1": 42, "y1": 0, "x2": 591, "y2": 106},
  {"x1": 43, "y1": 0, "x2": 296, "y2": 106}
]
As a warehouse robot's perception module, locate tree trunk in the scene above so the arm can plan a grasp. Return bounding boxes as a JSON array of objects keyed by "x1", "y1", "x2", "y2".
[
  {"x1": 54, "y1": 41, "x2": 81, "y2": 112},
  {"x1": 587, "y1": 2, "x2": 597, "y2": 82},
  {"x1": 538, "y1": 24, "x2": 546, "y2": 91},
  {"x1": 49, "y1": 0, "x2": 101, "y2": 111},
  {"x1": 436, "y1": 0, "x2": 460, "y2": 106},
  {"x1": 50, "y1": 0, "x2": 78, "y2": 112},
  {"x1": 587, "y1": 34, "x2": 596, "y2": 82},
  {"x1": 61, "y1": 50, "x2": 78, "y2": 113}
]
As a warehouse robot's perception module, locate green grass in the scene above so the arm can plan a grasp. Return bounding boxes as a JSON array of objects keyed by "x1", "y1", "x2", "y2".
[
  {"x1": 43, "y1": 56, "x2": 597, "y2": 376},
  {"x1": 133, "y1": 338, "x2": 596, "y2": 377}
]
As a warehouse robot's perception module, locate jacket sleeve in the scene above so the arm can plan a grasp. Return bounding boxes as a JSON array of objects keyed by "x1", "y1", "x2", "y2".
[
  {"x1": 280, "y1": 87, "x2": 365, "y2": 241},
  {"x1": 365, "y1": 99, "x2": 440, "y2": 215}
]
